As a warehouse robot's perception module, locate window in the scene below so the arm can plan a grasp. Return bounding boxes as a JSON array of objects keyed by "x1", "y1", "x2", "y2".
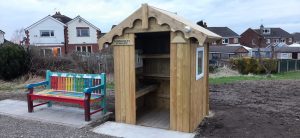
[
  {"x1": 280, "y1": 39, "x2": 285, "y2": 43},
  {"x1": 233, "y1": 38, "x2": 238, "y2": 43},
  {"x1": 76, "y1": 27, "x2": 90, "y2": 37},
  {"x1": 40, "y1": 30, "x2": 54, "y2": 37},
  {"x1": 196, "y1": 47, "x2": 204, "y2": 80},
  {"x1": 76, "y1": 46, "x2": 92, "y2": 53},
  {"x1": 263, "y1": 28, "x2": 271, "y2": 34},
  {"x1": 251, "y1": 39, "x2": 256, "y2": 45},
  {"x1": 289, "y1": 38, "x2": 293, "y2": 43},
  {"x1": 266, "y1": 39, "x2": 271, "y2": 44},
  {"x1": 39, "y1": 47, "x2": 61, "y2": 57},
  {"x1": 222, "y1": 38, "x2": 229, "y2": 44},
  {"x1": 274, "y1": 39, "x2": 279, "y2": 43}
]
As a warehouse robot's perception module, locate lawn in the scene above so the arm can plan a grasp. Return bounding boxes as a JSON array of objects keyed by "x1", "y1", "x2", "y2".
[{"x1": 209, "y1": 71, "x2": 300, "y2": 84}]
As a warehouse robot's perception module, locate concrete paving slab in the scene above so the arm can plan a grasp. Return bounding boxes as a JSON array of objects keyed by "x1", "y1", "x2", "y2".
[
  {"x1": 93, "y1": 121, "x2": 195, "y2": 138},
  {"x1": 0, "y1": 99, "x2": 109, "y2": 128}
]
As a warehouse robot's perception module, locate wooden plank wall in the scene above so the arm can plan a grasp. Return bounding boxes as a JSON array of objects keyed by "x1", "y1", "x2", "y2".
[
  {"x1": 170, "y1": 32, "x2": 191, "y2": 132},
  {"x1": 189, "y1": 41, "x2": 209, "y2": 131},
  {"x1": 114, "y1": 33, "x2": 136, "y2": 124}
]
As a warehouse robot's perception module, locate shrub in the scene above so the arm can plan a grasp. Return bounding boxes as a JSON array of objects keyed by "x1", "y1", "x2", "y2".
[
  {"x1": 230, "y1": 57, "x2": 277, "y2": 74},
  {"x1": 0, "y1": 43, "x2": 31, "y2": 80},
  {"x1": 28, "y1": 46, "x2": 75, "y2": 76},
  {"x1": 209, "y1": 65, "x2": 218, "y2": 73}
]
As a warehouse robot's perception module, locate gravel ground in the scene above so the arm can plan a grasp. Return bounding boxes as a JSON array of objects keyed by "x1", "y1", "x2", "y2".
[
  {"x1": 0, "y1": 90, "x2": 117, "y2": 138},
  {"x1": 0, "y1": 114, "x2": 115, "y2": 138}
]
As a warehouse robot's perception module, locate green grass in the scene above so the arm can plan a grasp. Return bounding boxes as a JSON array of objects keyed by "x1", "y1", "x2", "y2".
[
  {"x1": 106, "y1": 82, "x2": 114, "y2": 89},
  {"x1": 209, "y1": 71, "x2": 300, "y2": 84}
]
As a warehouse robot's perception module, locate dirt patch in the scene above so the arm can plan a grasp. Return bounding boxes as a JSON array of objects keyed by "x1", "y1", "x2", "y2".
[
  {"x1": 0, "y1": 74, "x2": 43, "y2": 91},
  {"x1": 209, "y1": 66, "x2": 240, "y2": 78},
  {"x1": 196, "y1": 80, "x2": 300, "y2": 137}
]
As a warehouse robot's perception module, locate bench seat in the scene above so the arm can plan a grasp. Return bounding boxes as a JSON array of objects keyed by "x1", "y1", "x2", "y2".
[
  {"x1": 33, "y1": 90, "x2": 103, "y2": 101},
  {"x1": 26, "y1": 70, "x2": 106, "y2": 121}
]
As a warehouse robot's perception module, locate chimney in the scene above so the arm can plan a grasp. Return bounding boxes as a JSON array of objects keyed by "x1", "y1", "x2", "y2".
[
  {"x1": 260, "y1": 24, "x2": 264, "y2": 34},
  {"x1": 197, "y1": 20, "x2": 207, "y2": 28}
]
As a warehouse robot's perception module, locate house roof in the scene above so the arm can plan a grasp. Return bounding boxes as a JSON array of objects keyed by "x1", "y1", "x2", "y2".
[
  {"x1": 98, "y1": 4, "x2": 221, "y2": 48},
  {"x1": 25, "y1": 15, "x2": 66, "y2": 30},
  {"x1": 252, "y1": 47, "x2": 300, "y2": 53},
  {"x1": 292, "y1": 32, "x2": 300, "y2": 42},
  {"x1": 289, "y1": 43, "x2": 300, "y2": 47},
  {"x1": 52, "y1": 12, "x2": 72, "y2": 24},
  {"x1": 66, "y1": 16, "x2": 100, "y2": 31},
  {"x1": 0, "y1": 30, "x2": 4, "y2": 34},
  {"x1": 276, "y1": 47, "x2": 300, "y2": 53},
  {"x1": 206, "y1": 27, "x2": 239, "y2": 37},
  {"x1": 209, "y1": 45, "x2": 248, "y2": 54},
  {"x1": 26, "y1": 13, "x2": 100, "y2": 32},
  {"x1": 99, "y1": 33, "x2": 106, "y2": 38},
  {"x1": 252, "y1": 48, "x2": 271, "y2": 52},
  {"x1": 253, "y1": 28, "x2": 292, "y2": 38}
]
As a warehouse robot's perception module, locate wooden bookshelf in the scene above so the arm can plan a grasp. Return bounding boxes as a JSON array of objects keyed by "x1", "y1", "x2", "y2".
[
  {"x1": 143, "y1": 74, "x2": 170, "y2": 80},
  {"x1": 136, "y1": 85, "x2": 158, "y2": 98},
  {"x1": 142, "y1": 54, "x2": 170, "y2": 59}
]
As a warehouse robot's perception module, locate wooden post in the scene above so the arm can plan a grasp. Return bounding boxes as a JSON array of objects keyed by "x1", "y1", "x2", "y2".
[
  {"x1": 170, "y1": 31, "x2": 190, "y2": 132},
  {"x1": 142, "y1": 3, "x2": 149, "y2": 29},
  {"x1": 113, "y1": 34, "x2": 136, "y2": 124},
  {"x1": 278, "y1": 60, "x2": 280, "y2": 73},
  {"x1": 27, "y1": 88, "x2": 34, "y2": 113},
  {"x1": 287, "y1": 60, "x2": 289, "y2": 72},
  {"x1": 205, "y1": 42, "x2": 209, "y2": 115},
  {"x1": 101, "y1": 73, "x2": 107, "y2": 114},
  {"x1": 296, "y1": 60, "x2": 298, "y2": 70},
  {"x1": 84, "y1": 93, "x2": 91, "y2": 121}
]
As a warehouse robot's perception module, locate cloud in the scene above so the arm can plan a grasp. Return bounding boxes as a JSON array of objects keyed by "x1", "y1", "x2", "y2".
[{"x1": 0, "y1": 0, "x2": 300, "y2": 39}]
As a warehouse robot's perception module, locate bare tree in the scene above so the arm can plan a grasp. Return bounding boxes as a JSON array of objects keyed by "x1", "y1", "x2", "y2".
[
  {"x1": 10, "y1": 28, "x2": 26, "y2": 45},
  {"x1": 254, "y1": 26, "x2": 276, "y2": 77}
]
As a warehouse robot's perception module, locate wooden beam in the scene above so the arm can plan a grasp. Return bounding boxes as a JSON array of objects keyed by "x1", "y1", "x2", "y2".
[
  {"x1": 113, "y1": 34, "x2": 136, "y2": 124},
  {"x1": 205, "y1": 43, "x2": 209, "y2": 115},
  {"x1": 142, "y1": 3, "x2": 149, "y2": 29}
]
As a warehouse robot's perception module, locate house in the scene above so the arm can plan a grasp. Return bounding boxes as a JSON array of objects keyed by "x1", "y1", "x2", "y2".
[
  {"x1": 292, "y1": 32, "x2": 300, "y2": 44},
  {"x1": 204, "y1": 27, "x2": 249, "y2": 60},
  {"x1": 25, "y1": 12, "x2": 101, "y2": 56},
  {"x1": 251, "y1": 48, "x2": 272, "y2": 58},
  {"x1": 209, "y1": 44, "x2": 249, "y2": 60},
  {"x1": 0, "y1": 30, "x2": 4, "y2": 44},
  {"x1": 206, "y1": 27, "x2": 240, "y2": 45},
  {"x1": 251, "y1": 46, "x2": 300, "y2": 59},
  {"x1": 276, "y1": 47, "x2": 300, "y2": 59},
  {"x1": 240, "y1": 25, "x2": 293, "y2": 48}
]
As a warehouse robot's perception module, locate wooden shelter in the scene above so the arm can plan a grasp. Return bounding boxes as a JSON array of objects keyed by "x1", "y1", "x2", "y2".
[{"x1": 99, "y1": 4, "x2": 221, "y2": 132}]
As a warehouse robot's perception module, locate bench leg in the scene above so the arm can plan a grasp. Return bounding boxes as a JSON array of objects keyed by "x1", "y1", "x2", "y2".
[
  {"x1": 84, "y1": 93, "x2": 91, "y2": 121},
  {"x1": 27, "y1": 93, "x2": 33, "y2": 113},
  {"x1": 47, "y1": 101, "x2": 53, "y2": 107}
]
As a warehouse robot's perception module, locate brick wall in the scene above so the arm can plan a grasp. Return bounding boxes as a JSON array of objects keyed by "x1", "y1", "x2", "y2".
[{"x1": 240, "y1": 28, "x2": 266, "y2": 48}]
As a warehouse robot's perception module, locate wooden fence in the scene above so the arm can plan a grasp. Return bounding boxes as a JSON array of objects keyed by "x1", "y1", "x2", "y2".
[{"x1": 277, "y1": 59, "x2": 300, "y2": 73}]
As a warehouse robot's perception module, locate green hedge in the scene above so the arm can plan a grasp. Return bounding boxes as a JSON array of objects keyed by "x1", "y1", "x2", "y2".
[
  {"x1": 230, "y1": 58, "x2": 277, "y2": 74},
  {"x1": 0, "y1": 43, "x2": 31, "y2": 80}
]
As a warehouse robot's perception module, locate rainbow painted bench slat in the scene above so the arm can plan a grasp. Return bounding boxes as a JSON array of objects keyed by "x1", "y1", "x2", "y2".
[{"x1": 26, "y1": 70, "x2": 106, "y2": 121}]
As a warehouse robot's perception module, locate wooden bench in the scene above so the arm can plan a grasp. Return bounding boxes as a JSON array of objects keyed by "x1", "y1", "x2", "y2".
[{"x1": 26, "y1": 70, "x2": 106, "y2": 121}]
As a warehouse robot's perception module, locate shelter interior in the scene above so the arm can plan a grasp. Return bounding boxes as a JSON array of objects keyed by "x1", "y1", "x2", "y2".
[{"x1": 135, "y1": 31, "x2": 171, "y2": 129}]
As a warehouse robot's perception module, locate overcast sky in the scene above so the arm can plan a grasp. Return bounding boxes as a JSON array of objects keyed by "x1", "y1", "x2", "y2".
[{"x1": 1, "y1": 0, "x2": 300, "y2": 40}]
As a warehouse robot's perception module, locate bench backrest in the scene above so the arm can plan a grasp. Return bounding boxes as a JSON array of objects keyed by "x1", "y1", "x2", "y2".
[{"x1": 46, "y1": 70, "x2": 106, "y2": 94}]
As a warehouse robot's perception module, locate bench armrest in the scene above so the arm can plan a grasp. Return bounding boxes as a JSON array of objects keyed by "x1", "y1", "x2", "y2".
[
  {"x1": 84, "y1": 85, "x2": 102, "y2": 94},
  {"x1": 26, "y1": 81, "x2": 49, "y2": 89}
]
